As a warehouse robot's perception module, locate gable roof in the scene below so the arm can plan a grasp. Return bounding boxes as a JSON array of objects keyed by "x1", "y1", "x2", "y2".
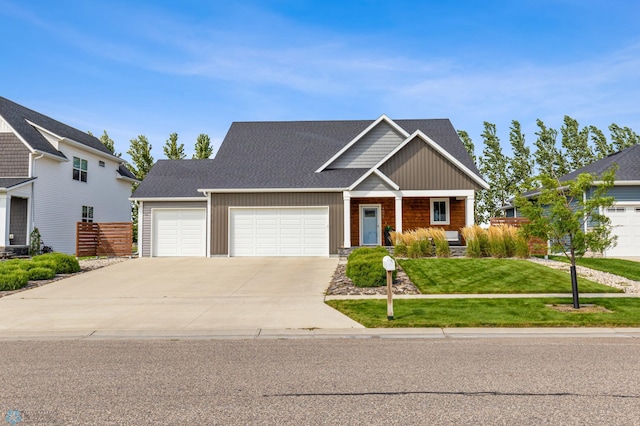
[
  {"x1": 0, "y1": 177, "x2": 36, "y2": 191},
  {"x1": 133, "y1": 117, "x2": 485, "y2": 198},
  {"x1": 560, "y1": 144, "x2": 640, "y2": 182},
  {"x1": 0, "y1": 96, "x2": 118, "y2": 160}
]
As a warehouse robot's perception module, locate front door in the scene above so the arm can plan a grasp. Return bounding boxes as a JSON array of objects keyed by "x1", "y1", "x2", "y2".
[{"x1": 361, "y1": 206, "x2": 380, "y2": 245}]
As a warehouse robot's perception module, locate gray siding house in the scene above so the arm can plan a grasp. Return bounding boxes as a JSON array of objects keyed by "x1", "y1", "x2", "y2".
[{"x1": 132, "y1": 115, "x2": 488, "y2": 257}]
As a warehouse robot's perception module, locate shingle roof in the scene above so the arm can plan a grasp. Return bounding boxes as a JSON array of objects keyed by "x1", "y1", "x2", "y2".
[
  {"x1": 560, "y1": 144, "x2": 640, "y2": 182},
  {"x1": 0, "y1": 177, "x2": 36, "y2": 190},
  {"x1": 0, "y1": 96, "x2": 118, "y2": 159},
  {"x1": 132, "y1": 117, "x2": 482, "y2": 198}
]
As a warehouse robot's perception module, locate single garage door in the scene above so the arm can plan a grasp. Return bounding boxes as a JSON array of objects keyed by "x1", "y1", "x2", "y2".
[
  {"x1": 605, "y1": 205, "x2": 640, "y2": 257},
  {"x1": 230, "y1": 207, "x2": 329, "y2": 257},
  {"x1": 152, "y1": 209, "x2": 206, "y2": 257}
]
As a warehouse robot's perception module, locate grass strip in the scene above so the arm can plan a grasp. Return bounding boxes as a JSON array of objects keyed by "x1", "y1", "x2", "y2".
[
  {"x1": 399, "y1": 258, "x2": 622, "y2": 294},
  {"x1": 326, "y1": 297, "x2": 640, "y2": 328}
]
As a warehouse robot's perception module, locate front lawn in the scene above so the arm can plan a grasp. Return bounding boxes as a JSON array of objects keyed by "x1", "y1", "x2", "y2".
[
  {"x1": 326, "y1": 298, "x2": 640, "y2": 328},
  {"x1": 399, "y1": 258, "x2": 622, "y2": 294},
  {"x1": 545, "y1": 256, "x2": 640, "y2": 282}
]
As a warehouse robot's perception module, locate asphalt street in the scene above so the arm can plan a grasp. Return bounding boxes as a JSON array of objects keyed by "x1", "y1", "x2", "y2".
[{"x1": 0, "y1": 337, "x2": 639, "y2": 425}]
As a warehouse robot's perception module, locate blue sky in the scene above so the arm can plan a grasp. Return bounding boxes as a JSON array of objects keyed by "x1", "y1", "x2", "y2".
[{"x1": 2, "y1": 0, "x2": 639, "y2": 163}]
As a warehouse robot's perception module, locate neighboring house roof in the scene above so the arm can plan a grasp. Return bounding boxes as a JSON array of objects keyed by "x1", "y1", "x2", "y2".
[
  {"x1": 117, "y1": 164, "x2": 137, "y2": 181},
  {"x1": 0, "y1": 177, "x2": 36, "y2": 191},
  {"x1": 560, "y1": 144, "x2": 640, "y2": 182},
  {"x1": 0, "y1": 97, "x2": 133, "y2": 170},
  {"x1": 132, "y1": 117, "x2": 485, "y2": 198}
]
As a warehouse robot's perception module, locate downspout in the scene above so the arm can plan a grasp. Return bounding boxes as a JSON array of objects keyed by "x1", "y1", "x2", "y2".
[{"x1": 29, "y1": 152, "x2": 45, "y2": 238}]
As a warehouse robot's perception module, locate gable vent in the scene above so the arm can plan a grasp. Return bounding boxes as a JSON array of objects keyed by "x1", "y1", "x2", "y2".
[{"x1": 0, "y1": 116, "x2": 11, "y2": 133}]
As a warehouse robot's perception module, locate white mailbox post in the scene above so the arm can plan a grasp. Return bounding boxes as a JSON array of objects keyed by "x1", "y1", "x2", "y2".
[{"x1": 382, "y1": 255, "x2": 396, "y2": 320}]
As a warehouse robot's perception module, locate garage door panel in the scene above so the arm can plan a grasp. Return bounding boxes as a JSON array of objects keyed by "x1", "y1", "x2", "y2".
[
  {"x1": 606, "y1": 205, "x2": 640, "y2": 257},
  {"x1": 230, "y1": 208, "x2": 329, "y2": 257},
  {"x1": 153, "y1": 209, "x2": 206, "y2": 257}
]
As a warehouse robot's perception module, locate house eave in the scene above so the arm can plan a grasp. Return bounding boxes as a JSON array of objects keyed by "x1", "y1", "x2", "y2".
[
  {"x1": 197, "y1": 187, "x2": 347, "y2": 194},
  {"x1": 129, "y1": 196, "x2": 207, "y2": 202}
]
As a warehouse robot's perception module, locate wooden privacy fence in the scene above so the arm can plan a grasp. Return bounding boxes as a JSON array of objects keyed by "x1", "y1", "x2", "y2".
[
  {"x1": 489, "y1": 217, "x2": 547, "y2": 255},
  {"x1": 76, "y1": 222, "x2": 133, "y2": 257}
]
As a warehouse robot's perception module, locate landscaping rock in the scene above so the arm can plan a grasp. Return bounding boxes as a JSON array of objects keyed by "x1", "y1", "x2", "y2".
[{"x1": 327, "y1": 260, "x2": 420, "y2": 295}]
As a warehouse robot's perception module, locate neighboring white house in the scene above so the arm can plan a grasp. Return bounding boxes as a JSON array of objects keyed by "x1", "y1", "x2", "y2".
[{"x1": 0, "y1": 96, "x2": 137, "y2": 255}]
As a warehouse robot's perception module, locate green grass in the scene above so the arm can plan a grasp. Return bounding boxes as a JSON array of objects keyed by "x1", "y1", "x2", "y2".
[
  {"x1": 326, "y1": 298, "x2": 640, "y2": 328},
  {"x1": 399, "y1": 258, "x2": 622, "y2": 294},
  {"x1": 545, "y1": 255, "x2": 640, "y2": 282}
]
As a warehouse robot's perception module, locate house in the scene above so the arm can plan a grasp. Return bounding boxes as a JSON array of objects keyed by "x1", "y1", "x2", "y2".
[
  {"x1": 559, "y1": 145, "x2": 640, "y2": 258},
  {"x1": 503, "y1": 144, "x2": 640, "y2": 258},
  {"x1": 0, "y1": 97, "x2": 137, "y2": 256},
  {"x1": 131, "y1": 115, "x2": 488, "y2": 257}
]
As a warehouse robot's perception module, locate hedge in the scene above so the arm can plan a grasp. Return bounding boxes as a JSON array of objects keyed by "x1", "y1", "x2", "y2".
[{"x1": 346, "y1": 247, "x2": 396, "y2": 287}]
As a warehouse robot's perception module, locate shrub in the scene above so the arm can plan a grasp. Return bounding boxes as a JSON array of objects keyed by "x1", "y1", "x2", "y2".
[
  {"x1": 27, "y1": 267, "x2": 56, "y2": 281},
  {"x1": 346, "y1": 247, "x2": 396, "y2": 287},
  {"x1": 394, "y1": 243, "x2": 408, "y2": 257},
  {"x1": 32, "y1": 253, "x2": 80, "y2": 274},
  {"x1": 502, "y1": 225, "x2": 518, "y2": 257},
  {"x1": 0, "y1": 270, "x2": 29, "y2": 291},
  {"x1": 462, "y1": 225, "x2": 485, "y2": 258}
]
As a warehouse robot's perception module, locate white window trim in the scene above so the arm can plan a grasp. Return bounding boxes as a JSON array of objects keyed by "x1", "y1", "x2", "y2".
[
  {"x1": 430, "y1": 198, "x2": 450, "y2": 225},
  {"x1": 359, "y1": 204, "x2": 381, "y2": 246}
]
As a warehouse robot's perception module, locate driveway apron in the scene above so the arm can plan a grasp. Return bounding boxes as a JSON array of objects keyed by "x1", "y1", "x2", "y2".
[{"x1": 0, "y1": 257, "x2": 363, "y2": 334}]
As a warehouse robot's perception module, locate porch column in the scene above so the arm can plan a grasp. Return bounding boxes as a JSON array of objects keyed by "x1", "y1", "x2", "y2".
[
  {"x1": 343, "y1": 193, "x2": 351, "y2": 248},
  {"x1": 466, "y1": 195, "x2": 475, "y2": 226},
  {"x1": 395, "y1": 195, "x2": 403, "y2": 234},
  {"x1": 0, "y1": 194, "x2": 7, "y2": 247}
]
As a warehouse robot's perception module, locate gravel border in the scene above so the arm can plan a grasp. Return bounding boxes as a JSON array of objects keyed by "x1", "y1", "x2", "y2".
[
  {"x1": 326, "y1": 260, "x2": 420, "y2": 295},
  {"x1": 527, "y1": 257, "x2": 640, "y2": 293}
]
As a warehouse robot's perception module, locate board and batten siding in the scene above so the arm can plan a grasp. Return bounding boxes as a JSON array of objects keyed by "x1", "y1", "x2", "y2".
[
  {"x1": 330, "y1": 122, "x2": 404, "y2": 169},
  {"x1": 141, "y1": 201, "x2": 207, "y2": 257},
  {"x1": 380, "y1": 137, "x2": 481, "y2": 191},
  {"x1": 210, "y1": 192, "x2": 343, "y2": 255},
  {"x1": 0, "y1": 133, "x2": 30, "y2": 176}
]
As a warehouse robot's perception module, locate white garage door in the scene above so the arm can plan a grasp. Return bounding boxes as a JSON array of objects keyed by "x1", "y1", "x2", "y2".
[
  {"x1": 152, "y1": 209, "x2": 206, "y2": 257},
  {"x1": 230, "y1": 207, "x2": 329, "y2": 257},
  {"x1": 606, "y1": 205, "x2": 640, "y2": 257}
]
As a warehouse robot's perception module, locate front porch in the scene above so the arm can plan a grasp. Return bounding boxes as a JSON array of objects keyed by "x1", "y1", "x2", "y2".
[{"x1": 342, "y1": 191, "x2": 475, "y2": 249}]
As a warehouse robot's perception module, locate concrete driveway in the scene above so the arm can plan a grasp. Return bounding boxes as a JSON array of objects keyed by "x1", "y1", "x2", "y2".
[{"x1": 0, "y1": 257, "x2": 363, "y2": 336}]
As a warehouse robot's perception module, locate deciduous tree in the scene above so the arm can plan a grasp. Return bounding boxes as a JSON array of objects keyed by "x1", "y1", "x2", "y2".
[
  {"x1": 515, "y1": 169, "x2": 617, "y2": 308},
  {"x1": 507, "y1": 120, "x2": 534, "y2": 196},
  {"x1": 478, "y1": 122, "x2": 509, "y2": 222},
  {"x1": 609, "y1": 124, "x2": 640, "y2": 152},
  {"x1": 163, "y1": 132, "x2": 186, "y2": 160},
  {"x1": 561, "y1": 116, "x2": 594, "y2": 170},
  {"x1": 193, "y1": 133, "x2": 213, "y2": 159},
  {"x1": 534, "y1": 119, "x2": 568, "y2": 176}
]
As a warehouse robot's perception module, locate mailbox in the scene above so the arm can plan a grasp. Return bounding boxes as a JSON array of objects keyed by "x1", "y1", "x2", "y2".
[{"x1": 382, "y1": 255, "x2": 396, "y2": 271}]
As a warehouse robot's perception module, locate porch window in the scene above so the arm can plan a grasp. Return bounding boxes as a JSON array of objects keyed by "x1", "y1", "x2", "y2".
[
  {"x1": 82, "y1": 206, "x2": 94, "y2": 223},
  {"x1": 73, "y1": 157, "x2": 88, "y2": 182},
  {"x1": 431, "y1": 198, "x2": 450, "y2": 225}
]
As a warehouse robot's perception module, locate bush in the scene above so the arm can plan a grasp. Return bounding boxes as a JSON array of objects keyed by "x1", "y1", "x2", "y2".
[
  {"x1": 514, "y1": 233, "x2": 531, "y2": 258},
  {"x1": 32, "y1": 253, "x2": 80, "y2": 274},
  {"x1": 346, "y1": 247, "x2": 396, "y2": 287},
  {"x1": 0, "y1": 270, "x2": 29, "y2": 291},
  {"x1": 27, "y1": 267, "x2": 56, "y2": 281}
]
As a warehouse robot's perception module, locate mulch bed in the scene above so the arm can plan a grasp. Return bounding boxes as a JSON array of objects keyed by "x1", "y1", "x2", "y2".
[
  {"x1": 546, "y1": 304, "x2": 613, "y2": 313},
  {"x1": 327, "y1": 261, "x2": 420, "y2": 295}
]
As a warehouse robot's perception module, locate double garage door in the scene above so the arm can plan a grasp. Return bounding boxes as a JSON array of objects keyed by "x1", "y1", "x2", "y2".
[
  {"x1": 230, "y1": 207, "x2": 329, "y2": 257},
  {"x1": 605, "y1": 205, "x2": 640, "y2": 257},
  {"x1": 152, "y1": 207, "x2": 329, "y2": 257}
]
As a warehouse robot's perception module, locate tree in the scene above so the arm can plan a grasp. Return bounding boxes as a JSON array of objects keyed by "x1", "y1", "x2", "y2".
[
  {"x1": 163, "y1": 132, "x2": 186, "y2": 160},
  {"x1": 507, "y1": 120, "x2": 534, "y2": 196},
  {"x1": 561, "y1": 116, "x2": 594, "y2": 171},
  {"x1": 590, "y1": 126, "x2": 613, "y2": 159},
  {"x1": 515, "y1": 168, "x2": 617, "y2": 308},
  {"x1": 457, "y1": 130, "x2": 481, "y2": 223},
  {"x1": 609, "y1": 124, "x2": 640, "y2": 152},
  {"x1": 478, "y1": 122, "x2": 509, "y2": 222},
  {"x1": 88, "y1": 130, "x2": 121, "y2": 157},
  {"x1": 193, "y1": 133, "x2": 213, "y2": 159},
  {"x1": 534, "y1": 119, "x2": 568, "y2": 176},
  {"x1": 127, "y1": 135, "x2": 155, "y2": 243},
  {"x1": 127, "y1": 135, "x2": 154, "y2": 181},
  {"x1": 457, "y1": 130, "x2": 476, "y2": 164}
]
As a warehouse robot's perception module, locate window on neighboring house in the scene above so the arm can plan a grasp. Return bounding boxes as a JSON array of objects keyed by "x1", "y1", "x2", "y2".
[
  {"x1": 73, "y1": 157, "x2": 88, "y2": 182},
  {"x1": 98, "y1": 160, "x2": 105, "y2": 167},
  {"x1": 431, "y1": 198, "x2": 450, "y2": 225},
  {"x1": 82, "y1": 206, "x2": 94, "y2": 223}
]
